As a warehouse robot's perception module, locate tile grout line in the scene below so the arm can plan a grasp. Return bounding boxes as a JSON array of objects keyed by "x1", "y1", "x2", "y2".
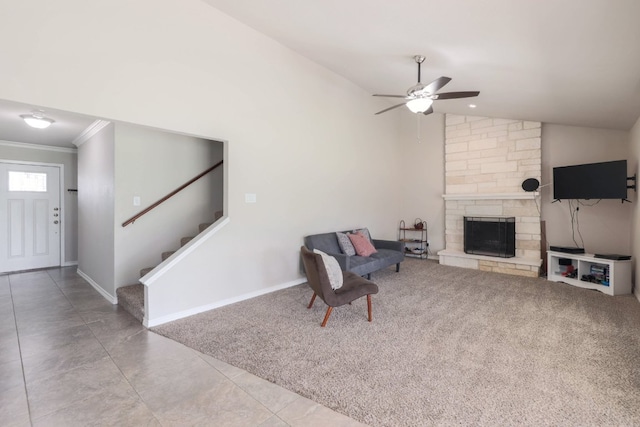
[
  {"x1": 45, "y1": 268, "x2": 166, "y2": 426},
  {"x1": 190, "y1": 348, "x2": 296, "y2": 425},
  {"x1": 23, "y1": 270, "x2": 103, "y2": 422},
  {"x1": 8, "y1": 274, "x2": 35, "y2": 427},
  {"x1": 91, "y1": 330, "x2": 166, "y2": 426}
]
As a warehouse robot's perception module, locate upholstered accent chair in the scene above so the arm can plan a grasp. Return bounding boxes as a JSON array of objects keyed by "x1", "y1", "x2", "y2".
[{"x1": 300, "y1": 246, "x2": 379, "y2": 327}]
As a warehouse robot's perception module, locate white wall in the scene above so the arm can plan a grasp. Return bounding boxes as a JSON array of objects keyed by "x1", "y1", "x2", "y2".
[
  {"x1": 114, "y1": 123, "x2": 223, "y2": 287},
  {"x1": 629, "y1": 117, "x2": 640, "y2": 299},
  {"x1": 0, "y1": 142, "x2": 78, "y2": 264},
  {"x1": 77, "y1": 124, "x2": 115, "y2": 298},
  {"x1": 397, "y1": 113, "x2": 446, "y2": 255},
  {"x1": 541, "y1": 124, "x2": 632, "y2": 255},
  {"x1": 0, "y1": 0, "x2": 403, "y2": 322}
]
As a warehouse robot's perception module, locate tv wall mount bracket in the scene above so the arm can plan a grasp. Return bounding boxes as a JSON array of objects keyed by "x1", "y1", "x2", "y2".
[{"x1": 627, "y1": 174, "x2": 636, "y2": 192}]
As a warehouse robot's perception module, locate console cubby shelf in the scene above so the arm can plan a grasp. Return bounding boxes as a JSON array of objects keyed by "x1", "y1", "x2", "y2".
[{"x1": 547, "y1": 251, "x2": 632, "y2": 296}]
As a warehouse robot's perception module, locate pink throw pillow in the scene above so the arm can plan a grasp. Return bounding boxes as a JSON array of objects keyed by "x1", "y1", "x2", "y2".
[{"x1": 348, "y1": 232, "x2": 377, "y2": 257}]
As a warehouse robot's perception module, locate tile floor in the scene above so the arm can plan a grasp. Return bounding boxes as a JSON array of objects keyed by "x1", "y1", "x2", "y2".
[{"x1": 0, "y1": 267, "x2": 368, "y2": 427}]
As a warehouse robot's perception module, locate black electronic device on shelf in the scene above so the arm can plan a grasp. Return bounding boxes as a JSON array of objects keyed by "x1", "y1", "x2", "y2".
[
  {"x1": 594, "y1": 254, "x2": 631, "y2": 261},
  {"x1": 549, "y1": 246, "x2": 585, "y2": 254}
]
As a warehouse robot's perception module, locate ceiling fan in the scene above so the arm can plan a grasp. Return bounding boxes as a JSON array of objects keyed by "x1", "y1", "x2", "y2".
[{"x1": 373, "y1": 55, "x2": 480, "y2": 115}]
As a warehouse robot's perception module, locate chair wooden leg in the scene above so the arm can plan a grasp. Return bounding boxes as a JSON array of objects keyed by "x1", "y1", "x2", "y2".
[
  {"x1": 367, "y1": 294, "x2": 373, "y2": 322},
  {"x1": 321, "y1": 307, "x2": 333, "y2": 327},
  {"x1": 396, "y1": 263, "x2": 400, "y2": 272},
  {"x1": 307, "y1": 293, "x2": 317, "y2": 309}
]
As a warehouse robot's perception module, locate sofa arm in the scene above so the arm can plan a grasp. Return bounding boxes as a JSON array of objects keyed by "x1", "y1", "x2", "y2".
[{"x1": 373, "y1": 239, "x2": 403, "y2": 252}]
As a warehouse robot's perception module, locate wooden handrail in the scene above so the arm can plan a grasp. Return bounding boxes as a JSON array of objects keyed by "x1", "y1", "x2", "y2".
[{"x1": 122, "y1": 160, "x2": 223, "y2": 227}]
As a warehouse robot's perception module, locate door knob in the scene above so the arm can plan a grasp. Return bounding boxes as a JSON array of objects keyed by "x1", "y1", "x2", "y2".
[
  {"x1": 53, "y1": 213, "x2": 59, "y2": 217},
  {"x1": 53, "y1": 207, "x2": 59, "y2": 211},
  {"x1": 53, "y1": 220, "x2": 59, "y2": 224}
]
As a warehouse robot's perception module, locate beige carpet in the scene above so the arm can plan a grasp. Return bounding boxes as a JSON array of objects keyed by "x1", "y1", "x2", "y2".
[{"x1": 152, "y1": 259, "x2": 640, "y2": 426}]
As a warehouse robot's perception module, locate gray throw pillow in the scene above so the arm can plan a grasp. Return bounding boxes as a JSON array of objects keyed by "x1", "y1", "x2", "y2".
[
  {"x1": 313, "y1": 249, "x2": 343, "y2": 290},
  {"x1": 354, "y1": 227, "x2": 372, "y2": 242},
  {"x1": 336, "y1": 232, "x2": 356, "y2": 256}
]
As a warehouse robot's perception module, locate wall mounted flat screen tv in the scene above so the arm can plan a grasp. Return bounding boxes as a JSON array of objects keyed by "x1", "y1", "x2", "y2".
[{"x1": 553, "y1": 160, "x2": 628, "y2": 200}]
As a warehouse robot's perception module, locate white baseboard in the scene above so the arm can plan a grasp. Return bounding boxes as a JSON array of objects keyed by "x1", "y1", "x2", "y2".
[
  {"x1": 62, "y1": 261, "x2": 78, "y2": 267},
  {"x1": 77, "y1": 269, "x2": 117, "y2": 304},
  {"x1": 144, "y1": 277, "x2": 307, "y2": 328}
]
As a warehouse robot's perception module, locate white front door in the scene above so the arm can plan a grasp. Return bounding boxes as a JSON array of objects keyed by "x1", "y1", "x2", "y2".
[{"x1": 0, "y1": 163, "x2": 61, "y2": 273}]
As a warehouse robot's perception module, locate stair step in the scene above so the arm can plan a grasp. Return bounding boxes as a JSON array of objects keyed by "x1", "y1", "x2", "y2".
[
  {"x1": 116, "y1": 284, "x2": 144, "y2": 323},
  {"x1": 162, "y1": 251, "x2": 176, "y2": 261},
  {"x1": 214, "y1": 210, "x2": 223, "y2": 220},
  {"x1": 140, "y1": 267, "x2": 153, "y2": 278},
  {"x1": 199, "y1": 223, "x2": 212, "y2": 233},
  {"x1": 180, "y1": 236, "x2": 194, "y2": 247}
]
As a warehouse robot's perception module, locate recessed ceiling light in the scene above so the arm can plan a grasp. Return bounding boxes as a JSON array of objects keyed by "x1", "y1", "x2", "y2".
[
  {"x1": 20, "y1": 110, "x2": 55, "y2": 129},
  {"x1": 468, "y1": 104, "x2": 477, "y2": 109}
]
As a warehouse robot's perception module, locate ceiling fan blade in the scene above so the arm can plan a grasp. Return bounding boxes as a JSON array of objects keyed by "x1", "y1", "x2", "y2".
[
  {"x1": 374, "y1": 102, "x2": 407, "y2": 115},
  {"x1": 373, "y1": 94, "x2": 407, "y2": 99},
  {"x1": 422, "y1": 105, "x2": 434, "y2": 115},
  {"x1": 421, "y1": 76, "x2": 452, "y2": 94},
  {"x1": 435, "y1": 91, "x2": 480, "y2": 100}
]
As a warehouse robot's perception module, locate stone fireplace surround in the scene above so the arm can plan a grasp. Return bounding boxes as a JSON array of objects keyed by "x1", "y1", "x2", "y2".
[{"x1": 437, "y1": 115, "x2": 542, "y2": 278}]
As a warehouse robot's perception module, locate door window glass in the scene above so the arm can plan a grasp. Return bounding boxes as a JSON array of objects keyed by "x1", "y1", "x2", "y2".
[{"x1": 8, "y1": 171, "x2": 47, "y2": 192}]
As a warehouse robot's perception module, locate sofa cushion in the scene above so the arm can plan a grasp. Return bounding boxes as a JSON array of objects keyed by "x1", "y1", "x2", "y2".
[
  {"x1": 304, "y1": 232, "x2": 342, "y2": 255},
  {"x1": 336, "y1": 232, "x2": 356, "y2": 256},
  {"x1": 313, "y1": 249, "x2": 343, "y2": 290},
  {"x1": 347, "y1": 256, "x2": 379, "y2": 277},
  {"x1": 348, "y1": 232, "x2": 377, "y2": 257},
  {"x1": 371, "y1": 248, "x2": 405, "y2": 265}
]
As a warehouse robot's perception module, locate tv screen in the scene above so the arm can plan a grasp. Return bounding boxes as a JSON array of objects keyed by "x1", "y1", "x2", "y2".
[{"x1": 553, "y1": 160, "x2": 628, "y2": 200}]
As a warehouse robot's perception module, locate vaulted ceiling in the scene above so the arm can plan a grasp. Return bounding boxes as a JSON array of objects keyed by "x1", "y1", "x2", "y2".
[
  {"x1": 203, "y1": 0, "x2": 640, "y2": 130},
  {"x1": 3, "y1": 1, "x2": 640, "y2": 149}
]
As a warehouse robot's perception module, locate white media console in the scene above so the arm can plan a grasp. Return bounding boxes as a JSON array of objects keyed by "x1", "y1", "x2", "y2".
[{"x1": 547, "y1": 251, "x2": 632, "y2": 296}]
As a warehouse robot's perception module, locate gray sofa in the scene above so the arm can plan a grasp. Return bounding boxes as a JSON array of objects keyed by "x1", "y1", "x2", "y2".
[{"x1": 304, "y1": 229, "x2": 404, "y2": 278}]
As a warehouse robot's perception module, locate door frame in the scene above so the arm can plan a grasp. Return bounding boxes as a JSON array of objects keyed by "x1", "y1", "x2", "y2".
[{"x1": 0, "y1": 159, "x2": 66, "y2": 269}]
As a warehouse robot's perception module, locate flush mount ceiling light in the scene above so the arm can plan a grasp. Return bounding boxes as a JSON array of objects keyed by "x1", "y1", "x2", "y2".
[{"x1": 20, "y1": 110, "x2": 55, "y2": 129}]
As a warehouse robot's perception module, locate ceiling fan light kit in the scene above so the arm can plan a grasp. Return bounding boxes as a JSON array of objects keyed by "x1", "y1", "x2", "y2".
[
  {"x1": 373, "y1": 55, "x2": 480, "y2": 116},
  {"x1": 406, "y1": 97, "x2": 433, "y2": 113},
  {"x1": 20, "y1": 110, "x2": 55, "y2": 129}
]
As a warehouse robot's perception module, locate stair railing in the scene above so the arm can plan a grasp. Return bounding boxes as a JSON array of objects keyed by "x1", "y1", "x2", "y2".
[{"x1": 122, "y1": 160, "x2": 223, "y2": 227}]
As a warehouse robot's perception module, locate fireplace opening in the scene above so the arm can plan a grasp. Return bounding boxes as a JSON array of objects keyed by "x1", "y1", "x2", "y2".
[{"x1": 464, "y1": 216, "x2": 515, "y2": 258}]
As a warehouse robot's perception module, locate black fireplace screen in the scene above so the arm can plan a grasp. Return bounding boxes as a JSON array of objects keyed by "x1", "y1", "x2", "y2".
[{"x1": 464, "y1": 216, "x2": 515, "y2": 258}]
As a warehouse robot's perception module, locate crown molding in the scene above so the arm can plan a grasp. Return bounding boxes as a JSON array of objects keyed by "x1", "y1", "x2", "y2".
[
  {"x1": 0, "y1": 140, "x2": 77, "y2": 154},
  {"x1": 72, "y1": 120, "x2": 111, "y2": 147}
]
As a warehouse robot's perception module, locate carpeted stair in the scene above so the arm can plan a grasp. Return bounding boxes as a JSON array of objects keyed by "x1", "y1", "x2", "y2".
[{"x1": 117, "y1": 211, "x2": 222, "y2": 323}]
